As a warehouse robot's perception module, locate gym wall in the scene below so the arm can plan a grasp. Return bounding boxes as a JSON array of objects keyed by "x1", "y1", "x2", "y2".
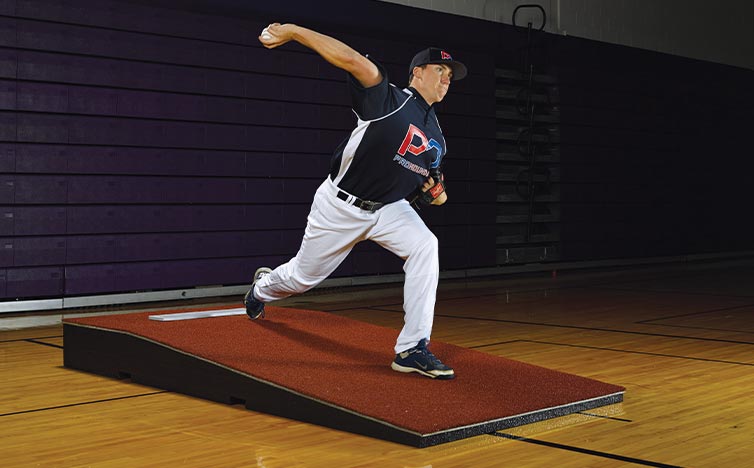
[
  {"x1": 0, "y1": 0, "x2": 497, "y2": 300},
  {"x1": 0, "y1": 0, "x2": 751, "y2": 303}
]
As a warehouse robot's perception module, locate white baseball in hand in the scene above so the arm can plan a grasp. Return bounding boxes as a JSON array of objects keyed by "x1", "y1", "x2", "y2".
[{"x1": 261, "y1": 28, "x2": 272, "y2": 40}]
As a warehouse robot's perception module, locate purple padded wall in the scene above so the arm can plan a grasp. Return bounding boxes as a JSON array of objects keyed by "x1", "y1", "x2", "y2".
[{"x1": 0, "y1": 0, "x2": 497, "y2": 299}]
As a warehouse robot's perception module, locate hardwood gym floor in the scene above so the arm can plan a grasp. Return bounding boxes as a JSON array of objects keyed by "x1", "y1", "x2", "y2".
[{"x1": 2, "y1": 259, "x2": 753, "y2": 467}]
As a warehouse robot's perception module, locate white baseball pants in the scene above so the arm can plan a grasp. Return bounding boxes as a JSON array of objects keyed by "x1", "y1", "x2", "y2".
[{"x1": 253, "y1": 178, "x2": 439, "y2": 354}]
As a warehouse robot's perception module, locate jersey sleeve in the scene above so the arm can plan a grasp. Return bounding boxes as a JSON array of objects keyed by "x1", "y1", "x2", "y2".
[{"x1": 347, "y1": 56, "x2": 403, "y2": 121}]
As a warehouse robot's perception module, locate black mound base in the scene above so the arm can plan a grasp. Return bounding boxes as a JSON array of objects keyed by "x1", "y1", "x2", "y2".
[{"x1": 63, "y1": 310, "x2": 625, "y2": 448}]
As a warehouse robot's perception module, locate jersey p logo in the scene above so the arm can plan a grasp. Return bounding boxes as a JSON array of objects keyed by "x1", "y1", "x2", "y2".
[
  {"x1": 397, "y1": 124, "x2": 443, "y2": 157},
  {"x1": 397, "y1": 124, "x2": 429, "y2": 157}
]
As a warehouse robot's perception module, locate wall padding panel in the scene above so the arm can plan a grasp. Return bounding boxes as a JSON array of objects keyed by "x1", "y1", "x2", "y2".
[{"x1": 0, "y1": 0, "x2": 497, "y2": 299}]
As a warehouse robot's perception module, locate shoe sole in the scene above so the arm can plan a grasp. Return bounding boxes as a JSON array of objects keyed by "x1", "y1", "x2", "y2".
[
  {"x1": 245, "y1": 267, "x2": 272, "y2": 320},
  {"x1": 390, "y1": 361, "x2": 455, "y2": 380},
  {"x1": 243, "y1": 289, "x2": 265, "y2": 320}
]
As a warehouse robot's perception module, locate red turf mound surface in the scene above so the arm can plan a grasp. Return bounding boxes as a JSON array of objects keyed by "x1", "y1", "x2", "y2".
[{"x1": 66, "y1": 306, "x2": 624, "y2": 435}]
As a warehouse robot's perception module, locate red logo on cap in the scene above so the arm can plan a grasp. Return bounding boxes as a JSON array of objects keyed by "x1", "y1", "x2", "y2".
[{"x1": 441, "y1": 51, "x2": 452, "y2": 60}]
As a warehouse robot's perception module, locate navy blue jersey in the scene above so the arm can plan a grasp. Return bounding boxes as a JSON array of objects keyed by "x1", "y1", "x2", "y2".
[{"x1": 329, "y1": 58, "x2": 446, "y2": 203}]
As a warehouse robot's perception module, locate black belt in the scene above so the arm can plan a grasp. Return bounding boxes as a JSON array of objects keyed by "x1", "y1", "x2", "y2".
[{"x1": 336, "y1": 190, "x2": 385, "y2": 213}]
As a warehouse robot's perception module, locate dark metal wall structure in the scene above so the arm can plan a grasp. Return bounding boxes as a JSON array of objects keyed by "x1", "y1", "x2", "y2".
[
  {"x1": 495, "y1": 8, "x2": 561, "y2": 266},
  {"x1": 1, "y1": 0, "x2": 752, "y2": 302},
  {"x1": 0, "y1": 0, "x2": 497, "y2": 301},
  {"x1": 494, "y1": 11, "x2": 754, "y2": 266},
  {"x1": 550, "y1": 37, "x2": 754, "y2": 261}
]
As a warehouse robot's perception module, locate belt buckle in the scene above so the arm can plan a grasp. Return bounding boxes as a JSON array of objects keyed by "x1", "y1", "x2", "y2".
[{"x1": 360, "y1": 200, "x2": 378, "y2": 213}]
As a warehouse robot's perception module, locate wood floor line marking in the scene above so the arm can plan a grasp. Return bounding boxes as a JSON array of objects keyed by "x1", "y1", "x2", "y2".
[
  {"x1": 507, "y1": 339, "x2": 754, "y2": 367},
  {"x1": 0, "y1": 391, "x2": 169, "y2": 418},
  {"x1": 0, "y1": 335, "x2": 63, "y2": 344},
  {"x1": 577, "y1": 411, "x2": 632, "y2": 422},
  {"x1": 363, "y1": 309, "x2": 754, "y2": 347},
  {"x1": 25, "y1": 338, "x2": 64, "y2": 350},
  {"x1": 362, "y1": 305, "x2": 754, "y2": 346},
  {"x1": 492, "y1": 433, "x2": 684, "y2": 468},
  {"x1": 468, "y1": 339, "x2": 524, "y2": 349},
  {"x1": 637, "y1": 322, "x2": 754, "y2": 335},
  {"x1": 635, "y1": 303, "x2": 754, "y2": 324},
  {"x1": 593, "y1": 285, "x2": 754, "y2": 299}
]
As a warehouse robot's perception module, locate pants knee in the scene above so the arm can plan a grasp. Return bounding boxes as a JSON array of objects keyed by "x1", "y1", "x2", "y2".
[
  {"x1": 418, "y1": 233, "x2": 438, "y2": 257},
  {"x1": 405, "y1": 232, "x2": 438, "y2": 268}
]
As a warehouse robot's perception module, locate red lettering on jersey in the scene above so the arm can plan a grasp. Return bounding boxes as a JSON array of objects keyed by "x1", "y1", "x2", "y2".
[{"x1": 397, "y1": 124, "x2": 429, "y2": 156}]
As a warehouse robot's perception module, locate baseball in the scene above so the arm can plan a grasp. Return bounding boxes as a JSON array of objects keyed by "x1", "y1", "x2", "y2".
[{"x1": 261, "y1": 28, "x2": 271, "y2": 40}]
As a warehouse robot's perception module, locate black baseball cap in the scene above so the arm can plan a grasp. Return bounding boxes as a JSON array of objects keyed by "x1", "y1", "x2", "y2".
[{"x1": 409, "y1": 47, "x2": 467, "y2": 81}]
